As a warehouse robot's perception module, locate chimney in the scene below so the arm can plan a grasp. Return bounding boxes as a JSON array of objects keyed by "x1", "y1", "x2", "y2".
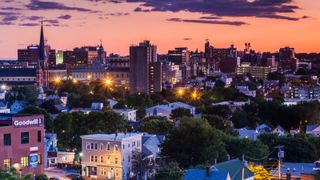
[
  {"x1": 227, "y1": 154, "x2": 231, "y2": 161},
  {"x1": 206, "y1": 167, "x2": 211, "y2": 177},
  {"x1": 214, "y1": 159, "x2": 217, "y2": 164}
]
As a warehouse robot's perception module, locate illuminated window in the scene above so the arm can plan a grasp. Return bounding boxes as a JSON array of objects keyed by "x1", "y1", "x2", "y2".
[
  {"x1": 38, "y1": 154, "x2": 42, "y2": 164},
  {"x1": 3, "y1": 159, "x2": 10, "y2": 169},
  {"x1": 115, "y1": 145, "x2": 118, "y2": 151},
  {"x1": 101, "y1": 156, "x2": 104, "y2": 163},
  {"x1": 21, "y1": 157, "x2": 28, "y2": 167},
  {"x1": 115, "y1": 157, "x2": 118, "y2": 164}
]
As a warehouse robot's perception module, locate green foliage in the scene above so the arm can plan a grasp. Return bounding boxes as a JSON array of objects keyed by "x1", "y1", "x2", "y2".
[
  {"x1": 21, "y1": 106, "x2": 53, "y2": 132},
  {"x1": 203, "y1": 114, "x2": 226, "y2": 129},
  {"x1": 202, "y1": 105, "x2": 231, "y2": 119},
  {"x1": 53, "y1": 111, "x2": 128, "y2": 151},
  {"x1": 35, "y1": 173, "x2": 48, "y2": 180},
  {"x1": 162, "y1": 118, "x2": 227, "y2": 168},
  {"x1": 155, "y1": 162, "x2": 183, "y2": 180},
  {"x1": 258, "y1": 134, "x2": 319, "y2": 162},
  {"x1": 126, "y1": 93, "x2": 153, "y2": 108},
  {"x1": 225, "y1": 138, "x2": 269, "y2": 161},
  {"x1": 139, "y1": 119, "x2": 174, "y2": 136},
  {"x1": 6, "y1": 85, "x2": 38, "y2": 105},
  {"x1": 170, "y1": 108, "x2": 192, "y2": 120}
]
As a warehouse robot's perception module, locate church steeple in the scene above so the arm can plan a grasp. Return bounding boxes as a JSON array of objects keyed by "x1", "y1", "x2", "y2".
[{"x1": 39, "y1": 20, "x2": 46, "y2": 61}]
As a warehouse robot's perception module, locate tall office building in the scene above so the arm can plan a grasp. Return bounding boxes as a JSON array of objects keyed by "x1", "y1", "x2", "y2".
[{"x1": 129, "y1": 40, "x2": 162, "y2": 94}]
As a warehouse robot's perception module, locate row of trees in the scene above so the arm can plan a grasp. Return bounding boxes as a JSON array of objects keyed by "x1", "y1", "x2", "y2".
[
  {"x1": 52, "y1": 111, "x2": 130, "y2": 151},
  {"x1": 231, "y1": 99, "x2": 320, "y2": 130}
]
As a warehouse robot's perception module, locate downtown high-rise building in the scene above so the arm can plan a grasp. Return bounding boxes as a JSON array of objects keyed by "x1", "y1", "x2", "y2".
[{"x1": 129, "y1": 40, "x2": 162, "y2": 94}]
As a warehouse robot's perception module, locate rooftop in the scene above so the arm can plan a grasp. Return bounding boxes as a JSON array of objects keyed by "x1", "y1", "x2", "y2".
[{"x1": 81, "y1": 133, "x2": 143, "y2": 141}]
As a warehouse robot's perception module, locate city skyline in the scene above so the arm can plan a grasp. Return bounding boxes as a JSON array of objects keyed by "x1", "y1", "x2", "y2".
[{"x1": 0, "y1": 0, "x2": 320, "y2": 58}]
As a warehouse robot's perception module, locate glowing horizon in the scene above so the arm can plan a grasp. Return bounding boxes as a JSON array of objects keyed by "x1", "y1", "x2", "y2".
[{"x1": 0, "y1": 0, "x2": 319, "y2": 59}]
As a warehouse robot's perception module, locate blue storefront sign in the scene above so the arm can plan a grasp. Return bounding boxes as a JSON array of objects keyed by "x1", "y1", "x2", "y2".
[{"x1": 29, "y1": 154, "x2": 38, "y2": 168}]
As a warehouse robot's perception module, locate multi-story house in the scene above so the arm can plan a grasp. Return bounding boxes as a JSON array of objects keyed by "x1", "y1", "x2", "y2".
[{"x1": 81, "y1": 133, "x2": 143, "y2": 180}]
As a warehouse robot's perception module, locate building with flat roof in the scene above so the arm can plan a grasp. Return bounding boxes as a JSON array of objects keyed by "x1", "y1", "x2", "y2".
[
  {"x1": 81, "y1": 133, "x2": 143, "y2": 180},
  {"x1": 0, "y1": 114, "x2": 45, "y2": 175}
]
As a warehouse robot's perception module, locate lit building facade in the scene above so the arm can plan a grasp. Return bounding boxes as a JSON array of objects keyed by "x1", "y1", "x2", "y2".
[
  {"x1": 0, "y1": 114, "x2": 45, "y2": 175},
  {"x1": 81, "y1": 133, "x2": 142, "y2": 180}
]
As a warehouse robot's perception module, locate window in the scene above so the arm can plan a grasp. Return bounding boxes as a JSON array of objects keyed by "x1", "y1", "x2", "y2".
[
  {"x1": 115, "y1": 145, "x2": 118, "y2": 151},
  {"x1": 37, "y1": 130, "x2": 41, "y2": 143},
  {"x1": 91, "y1": 156, "x2": 94, "y2": 162},
  {"x1": 100, "y1": 144, "x2": 103, "y2": 150},
  {"x1": 115, "y1": 157, "x2": 118, "y2": 164},
  {"x1": 101, "y1": 168, "x2": 106, "y2": 175},
  {"x1": 101, "y1": 156, "x2": 104, "y2": 163},
  {"x1": 128, "y1": 143, "x2": 130, "y2": 148},
  {"x1": 91, "y1": 143, "x2": 94, "y2": 149},
  {"x1": 95, "y1": 143, "x2": 98, "y2": 150},
  {"x1": 123, "y1": 144, "x2": 125, "y2": 150},
  {"x1": 86, "y1": 142, "x2": 91, "y2": 150},
  {"x1": 132, "y1": 141, "x2": 135, "y2": 147},
  {"x1": 95, "y1": 156, "x2": 98, "y2": 162},
  {"x1": 4, "y1": 134, "x2": 11, "y2": 146},
  {"x1": 21, "y1": 157, "x2": 28, "y2": 167},
  {"x1": 3, "y1": 159, "x2": 10, "y2": 169},
  {"x1": 107, "y1": 143, "x2": 110, "y2": 150},
  {"x1": 21, "y1": 132, "x2": 29, "y2": 144},
  {"x1": 128, "y1": 155, "x2": 130, "y2": 162}
]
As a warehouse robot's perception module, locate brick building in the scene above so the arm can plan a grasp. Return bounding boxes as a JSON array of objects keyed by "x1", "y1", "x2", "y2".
[{"x1": 0, "y1": 114, "x2": 45, "y2": 175}]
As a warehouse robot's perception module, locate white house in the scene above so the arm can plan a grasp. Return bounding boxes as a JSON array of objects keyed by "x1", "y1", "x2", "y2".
[
  {"x1": 113, "y1": 109, "x2": 137, "y2": 122},
  {"x1": 107, "y1": 99, "x2": 119, "y2": 109},
  {"x1": 145, "y1": 102, "x2": 196, "y2": 118},
  {"x1": 236, "y1": 128, "x2": 259, "y2": 140},
  {"x1": 306, "y1": 125, "x2": 320, "y2": 137},
  {"x1": 272, "y1": 125, "x2": 285, "y2": 136}
]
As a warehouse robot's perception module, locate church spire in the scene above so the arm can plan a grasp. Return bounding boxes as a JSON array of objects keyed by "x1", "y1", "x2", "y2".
[{"x1": 39, "y1": 19, "x2": 45, "y2": 61}]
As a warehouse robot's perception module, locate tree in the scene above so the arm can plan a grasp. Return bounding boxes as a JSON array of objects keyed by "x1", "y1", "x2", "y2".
[
  {"x1": 53, "y1": 111, "x2": 129, "y2": 151},
  {"x1": 21, "y1": 106, "x2": 53, "y2": 132},
  {"x1": 203, "y1": 114, "x2": 228, "y2": 130},
  {"x1": 139, "y1": 119, "x2": 174, "y2": 136},
  {"x1": 231, "y1": 110, "x2": 249, "y2": 128},
  {"x1": 36, "y1": 173, "x2": 48, "y2": 180},
  {"x1": 126, "y1": 93, "x2": 152, "y2": 108},
  {"x1": 155, "y1": 162, "x2": 183, "y2": 180},
  {"x1": 6, "y1": 85, "x2": 38, "y2": 105},
  {"x1": 162, "y1": 118, "x2": 227, "y2": 168},
  {"x1": 258, "y1": 134, "x2": 318, "y2": 162},
  {"x1": 202, "y1": 105, "x2": 231, "y2": 119},
  {"x1": 170, "y1": 108, "x2": 192, "y2": 120},
  {"x1": 225, "y1": 138, "x2": 269, "y2": 161}
]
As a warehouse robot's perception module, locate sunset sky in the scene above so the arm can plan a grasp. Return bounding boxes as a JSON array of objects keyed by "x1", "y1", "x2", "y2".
[{"x1": 0, "y1": 0, "x2": 319, "y2": 58}]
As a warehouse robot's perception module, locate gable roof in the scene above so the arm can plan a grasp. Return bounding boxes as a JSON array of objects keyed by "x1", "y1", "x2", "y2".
[
  {"x1": 306, "y1": 124, "x2": 320, "y2": 132},
  {"x1": 213, "y1": 159, "x2": 254, "y2": 180},
  {"x1": 183, "y1": 169, "x2": 229, "y2": 180}
]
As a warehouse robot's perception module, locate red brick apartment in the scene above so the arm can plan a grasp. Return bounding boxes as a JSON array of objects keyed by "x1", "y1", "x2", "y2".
[{"x1": 0, "y1": 114, "x2": 44, "y2": 175}]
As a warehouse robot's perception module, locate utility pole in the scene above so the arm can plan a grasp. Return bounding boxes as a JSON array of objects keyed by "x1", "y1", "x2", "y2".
[
  {"x1": 242, "y1": 154, "x2": 245, "y2": 180},
  {"x1": 275, "y1": 145, "x2": 284, "y2": 180}
]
